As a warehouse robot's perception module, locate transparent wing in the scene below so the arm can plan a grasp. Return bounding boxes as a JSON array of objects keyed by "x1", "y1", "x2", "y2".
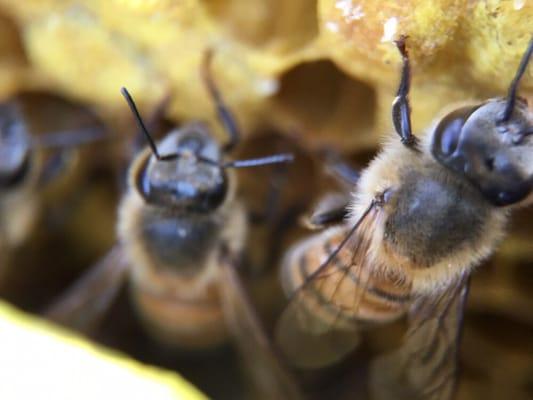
[
  {"x1": 275, "y1": 200, "x2": 380, "y2": 368},
  {"x1": 274, "y1": 299, "x2": 363, "y2": 369},
  {"x1": 218, "y1": 251, "x2": 303, "y2": 400},
  {"x1": 370, "y1": 275, "x2": 470, "y2": 400},
  {"x1": 44, "y1": 245, "x2": 130, "y2": 334}
]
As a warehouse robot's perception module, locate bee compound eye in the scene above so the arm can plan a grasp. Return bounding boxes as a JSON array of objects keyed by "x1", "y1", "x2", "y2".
[
  {"x1": 493, "y1": 187, "x2": 529, "y2": 206},
  {"x1": 432, "y1": 107, "x2": 478, "y2": 156},
  {"x1": 379, "y1": 188, "x2": 394, "y2": 204},
  {"x1": 498, "y1": 191, "x2": 515, "y2": 204},
  {"x1": 0, "y1": 153, "x2": 31, "y2": 189},
  {"x1": 192, "y1": 175, "x2": 228, "y2": 212}
]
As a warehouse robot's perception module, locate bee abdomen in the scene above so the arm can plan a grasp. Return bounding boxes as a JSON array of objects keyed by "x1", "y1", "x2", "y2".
[
  {"x1": 283, "y1": 232, "x2": 410, "y2": 330},
  {"x1": 131, "y1": 283, "x2": 227, "y2": 349}
]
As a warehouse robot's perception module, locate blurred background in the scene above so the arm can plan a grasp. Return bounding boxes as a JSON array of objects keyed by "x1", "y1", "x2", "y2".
[{"x1": 0, "y1": 1, "x2": 531, "y2": 399}]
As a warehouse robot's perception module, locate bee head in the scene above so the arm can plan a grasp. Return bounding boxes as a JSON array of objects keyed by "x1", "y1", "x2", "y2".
[
  {"x1": 431, "y1": 100, "x2": 532, "y2": 207},
  {"x1": 431, "y1": 38, "x2": 533, "y2": 207},
  {"x1": 0, "y1": 103, "x2": 31, "y2": 189},
  {"x1": 121, "y1": 87, "x2": 293, "y2": 213},
  {"x1": 137, "y1": 126, "x2": 228, "y2": 213}
]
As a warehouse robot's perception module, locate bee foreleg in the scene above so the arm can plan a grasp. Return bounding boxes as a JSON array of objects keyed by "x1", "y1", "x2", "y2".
[
  {"x1": 308, "y1": 205, "x2": 349, "y2": 228},
  {"x1": 305, "y1": 193, "x2": 350, "y2": 229}
]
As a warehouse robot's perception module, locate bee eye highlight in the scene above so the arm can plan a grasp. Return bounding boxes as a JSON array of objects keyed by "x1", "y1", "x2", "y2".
[{"x1": 439, "y1": 118, "x2": 462, "y2": 155}]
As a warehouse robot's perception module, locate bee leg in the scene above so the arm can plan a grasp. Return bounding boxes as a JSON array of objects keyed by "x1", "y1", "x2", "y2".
[
  {"x1": 302, "y1": 151, "x2": 358, "y2": 228},
  {"x1": 308, "y1": 205, "x2": 349, "y2": 228},
  {"x1": 218, "y1": 247, "x2": 303, "y2": 399},
  {"x1": 306, "y1": 193, "x2": 350, "y2": 229},
  {"x1": 201, "y1": 48, "x2": 241, "y2": 153},
  {"x1": 247, "y1": 161, "x2": 305, "y2": 272},
  {"x1": 250, "y1": 162, "x2": 288, "y2": 224},
  {"x1": 392, "y1": 36, "x2": 419, "y2": 150}
]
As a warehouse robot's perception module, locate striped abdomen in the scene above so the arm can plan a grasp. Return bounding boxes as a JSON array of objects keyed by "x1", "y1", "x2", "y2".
[
  {"x1": 130, "y1": 265, "x2": 228, "y2": 349},
  {"x1": 281, "y1": 226, "x2": 412, "y2": 331}
]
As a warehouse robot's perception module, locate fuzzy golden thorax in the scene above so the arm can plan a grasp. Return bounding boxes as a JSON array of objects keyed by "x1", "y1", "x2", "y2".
[{"x1": 350, "y1": 132, "x2": 509, "y2": 297}]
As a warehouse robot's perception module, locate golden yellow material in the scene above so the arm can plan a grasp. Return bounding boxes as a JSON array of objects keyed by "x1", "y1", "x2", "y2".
[
  {"x1": 0, "y1": 300, "x2": 206, "y2": 400},
  {"x1": 0, "y1": 0, "x2": 530, "y2": 149}
]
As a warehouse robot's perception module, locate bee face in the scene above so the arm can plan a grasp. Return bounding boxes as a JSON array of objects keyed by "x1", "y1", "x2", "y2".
[
  {"x1": 135, "y1": 124, "x2": 228, "y2": 212},
  {"x1": 0, "y1": 104, "x2": 32, "y2": 189},
  {"x1": 431, "y1": 99, "x2": 532, "y2": 206}
]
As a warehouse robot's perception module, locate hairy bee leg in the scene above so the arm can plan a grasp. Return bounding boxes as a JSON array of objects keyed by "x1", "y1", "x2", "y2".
[
  {"x1": 302, "y1": 152, "x2": 358, "y2": 228},
  {"x1": 305, "y1": 192, "x2": 351, "y2": 229},
  {"x1": 392, "y1": 36, "x2": 418, "y2": 149},
  {"x1": 201, "y1": 49, "x2": 241, "y2": 153},
  {"x1": 304, "y1": 191, "x2": 353, "y2": 229},
  {"x1": 308, "y1": 204, "x2": 349, "y2": 228}
]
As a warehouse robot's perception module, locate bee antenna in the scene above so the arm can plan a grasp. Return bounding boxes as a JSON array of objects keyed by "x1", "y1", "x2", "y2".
[
  {"x1": 121, "y1": 87, "x2": 293, "y2": 168},
  {"x1": 499, "y1": 36, "x2": 533, "y2": 123},
  {"x1": 155, "y1": 152, "x2": 293, "y2": 170},
  {"x1": 201, "y1": 48, "x2": 241, "y2": 153},
  {"x1": 222, "y1": 153, "x2": 294, "y2": 169},
  {"x1": 121, "y1": 87, "x2": 162, "y2": 160}
]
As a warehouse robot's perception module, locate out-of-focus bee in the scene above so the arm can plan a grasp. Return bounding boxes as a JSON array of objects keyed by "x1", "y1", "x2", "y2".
[
  {"x1": 45, "y1": 50, "x2": 295, "y2": 354},
  {"x1": 276, "y1": 36, "x2": 533, "y2": 400},
  {"x1": 0, "y1": 92, "x2": 106, "y2": 273}
]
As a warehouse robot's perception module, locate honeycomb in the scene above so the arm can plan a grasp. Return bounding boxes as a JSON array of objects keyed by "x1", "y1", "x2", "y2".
[
  {"x1": 0, "y1": 0, "x2": 531, "y2": 149},
  {"x1": 0, "y1": 1, "x2": 531, "y2": 399}
]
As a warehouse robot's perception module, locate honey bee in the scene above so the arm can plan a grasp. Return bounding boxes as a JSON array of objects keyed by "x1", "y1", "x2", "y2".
[
  {"x1": 46, "y1": 50, "x2": 294, "y2": 351},
  {"x1": 275, "y1": 36, "x2": 533, "y2": 400},
  {"x1": 0, "y1": 92, "x2": 106, "y2": 272}
]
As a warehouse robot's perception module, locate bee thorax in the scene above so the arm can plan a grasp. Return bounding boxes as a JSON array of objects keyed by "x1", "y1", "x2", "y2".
[{"x1": 380, "y1": 165, "x2": 508, "y2": 294}]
